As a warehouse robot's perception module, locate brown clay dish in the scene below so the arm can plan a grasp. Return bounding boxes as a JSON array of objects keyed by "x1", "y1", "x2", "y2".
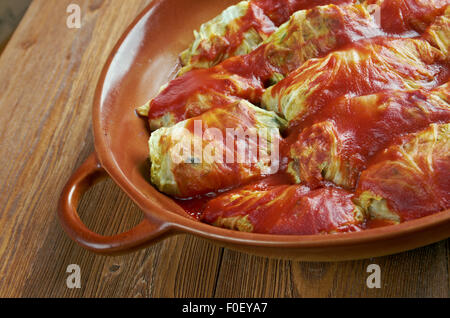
[{"x1": 59, "y1": 0, "x2": 450, "y2": 261}]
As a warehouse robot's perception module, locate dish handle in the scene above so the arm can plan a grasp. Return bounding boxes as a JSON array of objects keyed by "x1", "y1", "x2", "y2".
[{"x1": 58, "y1": 152, "x2": 170, "y2": 254}]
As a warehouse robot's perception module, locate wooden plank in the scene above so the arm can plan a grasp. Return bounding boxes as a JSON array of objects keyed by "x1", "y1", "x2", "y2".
[
  {"x1": 447, "y1": 239, "x2": 450, "y2": 293},
  {"x1": 214, "y1": 240, "x2": 449, "y2": 297}
]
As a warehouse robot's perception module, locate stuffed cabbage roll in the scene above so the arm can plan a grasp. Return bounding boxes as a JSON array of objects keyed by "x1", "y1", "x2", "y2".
[
  {"x1": 287, "y1": 121, "x2": 360, "y2": 189},
  {"x1": 149, "y1": 100, "x2": 287, "y2": 198},
  {"x1": 261, "y1": 2, "x2": 381, "y2": 76},
  {"x1": 136, "y1": 68, "x2": 264, "y2": 131},
  {"x1": 262, "y1": 37, "x2": 447, "y2": 124},
  {"x1": 179, "y1": 1, "x2": 276, "y2": 76},
  {"x1": 201, "y1": 184, "x2": 364, "y2": 234},
  {"x1": 286, "y1": 85, "x2": 450, "y2": 189},
  {"x1": 355, "y1": 123, "x2": 450, "y2": 223}
]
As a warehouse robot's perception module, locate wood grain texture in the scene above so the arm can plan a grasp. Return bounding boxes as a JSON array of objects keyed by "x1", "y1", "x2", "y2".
[{"x1": 0, "y1": 0, "x2": 448, "y2": 298}]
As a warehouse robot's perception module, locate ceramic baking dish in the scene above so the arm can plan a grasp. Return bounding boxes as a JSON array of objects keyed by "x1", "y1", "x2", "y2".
[{"x1": 58, "y1": 0, "x2": 450, "y2": 261}]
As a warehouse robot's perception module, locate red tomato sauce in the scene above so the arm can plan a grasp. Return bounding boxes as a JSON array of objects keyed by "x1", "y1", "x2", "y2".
[
  {"x1": 191, "y1": 1, "x2": 276, "y2": 65},
  {"x1": 252, "y1": 0, "x2": 355, "y2": 26},
  {"x1": 366, "y1": 0, "x2": 450, "y2": 34}
]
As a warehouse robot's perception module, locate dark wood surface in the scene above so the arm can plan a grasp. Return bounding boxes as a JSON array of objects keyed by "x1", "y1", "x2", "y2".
[{"x1": 0, "y1": 0, "x2": 448, "y2": 298}]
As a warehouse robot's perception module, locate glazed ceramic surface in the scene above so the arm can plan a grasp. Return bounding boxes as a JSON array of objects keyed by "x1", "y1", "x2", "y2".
[{"x1": 59, "y1": 0, "x2": 450, "y2": 260}]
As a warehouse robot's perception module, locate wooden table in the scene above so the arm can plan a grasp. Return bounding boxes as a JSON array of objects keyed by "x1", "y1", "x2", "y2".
[{"x1": 0, "y1": 0, "x2": 449, "y2": 298}]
